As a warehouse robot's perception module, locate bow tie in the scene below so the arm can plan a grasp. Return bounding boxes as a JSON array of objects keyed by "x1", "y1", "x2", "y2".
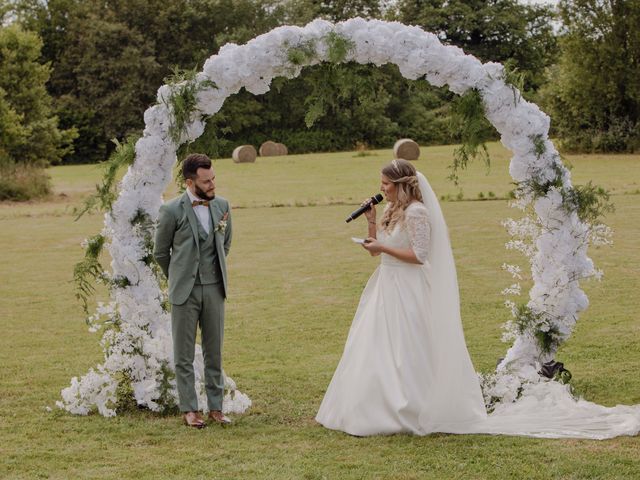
[{"x1": 192, "y1": 200, "x2": 209, "y2": 207}]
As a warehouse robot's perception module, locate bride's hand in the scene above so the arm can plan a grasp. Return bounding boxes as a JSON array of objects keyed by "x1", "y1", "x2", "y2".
[
  {"x1": 362, "y1": 237, "x2": 384, "y2": 256},
  {"x1": 362, "y1": 199, "x2": 376, "y2": 223}
]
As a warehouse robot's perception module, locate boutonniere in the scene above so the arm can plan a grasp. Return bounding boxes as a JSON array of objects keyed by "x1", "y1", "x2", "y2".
[{"x1": 215, "y1": 212, "x2": 229, "y2": 234}]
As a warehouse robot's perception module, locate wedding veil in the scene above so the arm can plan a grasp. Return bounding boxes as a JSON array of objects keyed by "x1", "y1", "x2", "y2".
[{"x1": 415, "y1": 172, "x2": 488, "y2": 431}]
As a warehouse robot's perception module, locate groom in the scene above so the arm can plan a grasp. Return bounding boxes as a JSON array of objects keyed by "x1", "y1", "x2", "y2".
[{"x1": 154, "y1": 153, "x2": 232, "y2": 428}]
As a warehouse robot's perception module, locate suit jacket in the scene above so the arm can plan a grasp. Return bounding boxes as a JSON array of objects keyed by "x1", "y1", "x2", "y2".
[{"x1": 154, "y1": 192, "x2": 232, "y2": 305}]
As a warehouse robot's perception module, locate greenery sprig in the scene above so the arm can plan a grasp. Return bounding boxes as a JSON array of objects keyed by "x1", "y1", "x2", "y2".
[
  {"x1": 513, "y1": 136, "x2": 614, "y2": 224},
  {"x1": 286, "y1": 31, "x2": 354, "y2": 67},
  {"x1": 325, "y1": 31, "x2": 354, "y2": 63},
  {"x1": 163, "y1": 66, "x2": 216, "y2": 144},
  {"x1": 74, "y1": 136, "x2": 138, "y2": 220},
  {"x1": 286, "y1": 39, "x2": 317, "y2": 66},
  {"x1": 448, "y1": 89, "x2": 493, "y2": 185},
  {"x1": 73, "y1": 234, "x2": 107, "y2": 316},
  {"x1": 562, "y1": 182, "x2": 614, "y2": 224},
  {"x1": 509, "y1": 303, "x2": 562, "y2": 355},
  {"x1": 502, "y1": 59, "x2": 526, "y2": 104}
]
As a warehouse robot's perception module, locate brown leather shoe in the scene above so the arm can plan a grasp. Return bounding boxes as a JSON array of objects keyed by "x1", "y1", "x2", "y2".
[
  {"x1": 208, "y1": 410, "x2": 232, "y2": 425},
  {"x1": 183, "y1": 411, "x2": 206, "y2": 428}
]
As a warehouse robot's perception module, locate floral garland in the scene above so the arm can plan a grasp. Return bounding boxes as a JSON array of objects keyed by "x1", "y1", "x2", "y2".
[{"x1": 59, "y1": 18, "x2": 610, "y2": 416}]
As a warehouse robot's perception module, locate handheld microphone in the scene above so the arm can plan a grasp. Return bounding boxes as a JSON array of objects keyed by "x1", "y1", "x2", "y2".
[{"x1": 345, "y1": 193, "x2": 384, "y2": 223}]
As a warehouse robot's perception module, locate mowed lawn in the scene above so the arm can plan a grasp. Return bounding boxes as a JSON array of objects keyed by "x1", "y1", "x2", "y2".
[{"x1": 0, "y1": 143, "x2": 639, "y2": 479}]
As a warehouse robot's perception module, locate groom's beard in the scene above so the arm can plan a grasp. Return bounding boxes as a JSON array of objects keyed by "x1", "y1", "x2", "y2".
[{"x1": 195, "y1": 185, "x2": 215, "y2": 200}]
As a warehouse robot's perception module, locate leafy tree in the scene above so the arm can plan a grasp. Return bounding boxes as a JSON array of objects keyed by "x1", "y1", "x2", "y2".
[
  {"x1": 11, "y1": 0, "x2": 285, "y2": 163},
  {"x1": 0, "y1": 24, "x2": 76, "y2": 167},
  {"x1": 5, "y1": 0, "x2": 563, "y2": 162},
  {"x1": 395, "y1": 0, "x2": 558, "y2": 92},
  {"x1": 0, "y1": 87, "x2": 29, "y2": 164},
  {"x1": 51, "y1": 9, "x2": 161, "y2": 163},
  {"x1": 541, "y1": 0, "x2": 640, "y2": 152},
  {"x1": 283, "y1": 0, "x2": 383, "y2": 23}
]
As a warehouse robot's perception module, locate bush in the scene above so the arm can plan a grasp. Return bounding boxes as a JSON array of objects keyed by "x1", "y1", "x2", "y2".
[
  {"x1": 560, "y1": 119, "x2": 640, "y2": 154},
  {"x1": 0, "y1": 162, "x2": 51, "y2": 201}
]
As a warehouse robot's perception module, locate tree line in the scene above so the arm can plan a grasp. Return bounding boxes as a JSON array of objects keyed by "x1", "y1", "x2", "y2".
[{"x1": 0, "y1": 0, "x2": 638, "y2": 199}]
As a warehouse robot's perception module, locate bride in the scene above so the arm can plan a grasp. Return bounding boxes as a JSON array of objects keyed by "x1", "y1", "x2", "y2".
[
  {"x1": 316, "y1": 159, "x2": 640, "y2": 439},
  {"x1": 316, "y1": 158, "x2": 487, "y2": 436}
]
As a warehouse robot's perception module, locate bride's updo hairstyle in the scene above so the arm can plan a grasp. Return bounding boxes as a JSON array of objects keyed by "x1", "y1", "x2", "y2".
[{"x1": 379, "y1": 158, "x2": 423, "y2": 232}]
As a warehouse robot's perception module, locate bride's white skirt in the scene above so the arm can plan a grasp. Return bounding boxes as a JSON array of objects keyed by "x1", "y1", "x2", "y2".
[
  {"x1": 316, "y1": 263, "x2": 640, "y2": 439},
  {"x1": 316, "y1": 262, "x2": 487, "y2": 436}
]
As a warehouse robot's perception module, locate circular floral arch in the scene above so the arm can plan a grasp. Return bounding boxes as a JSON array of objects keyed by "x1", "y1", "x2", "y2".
[{"x1": 59, "y1": 18, "x2": 604, "y2": 416}]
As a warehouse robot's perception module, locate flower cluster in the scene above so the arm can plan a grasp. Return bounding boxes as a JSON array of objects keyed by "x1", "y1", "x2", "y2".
[
  {"x1": 215, "y1": 212, "x2": 229, "y2": 234},
  {"x1": 60, "y1": 18, "x2": 606, "y2": 415}
]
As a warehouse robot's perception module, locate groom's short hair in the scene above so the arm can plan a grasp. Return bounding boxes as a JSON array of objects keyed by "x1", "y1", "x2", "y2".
[{"x1": 182, "y1": 153, "x2": 212, "y2": 180}]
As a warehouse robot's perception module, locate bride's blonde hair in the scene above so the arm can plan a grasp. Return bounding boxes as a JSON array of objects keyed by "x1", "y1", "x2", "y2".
[{"x1": 379, "y1": 158, "x2": 423, "y2": 232}]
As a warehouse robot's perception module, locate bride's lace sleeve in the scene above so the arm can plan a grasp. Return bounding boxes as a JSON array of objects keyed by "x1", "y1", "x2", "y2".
[{"x1": 405, "y1": 204, "x2": 430, "y2": 264}]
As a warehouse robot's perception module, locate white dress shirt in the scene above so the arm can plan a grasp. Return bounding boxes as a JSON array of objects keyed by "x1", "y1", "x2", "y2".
[{"x1": 186, "y1": 188, "x2": 212, "y2": 235}]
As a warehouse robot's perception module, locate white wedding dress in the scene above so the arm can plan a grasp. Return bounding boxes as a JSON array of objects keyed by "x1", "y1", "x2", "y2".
[{"x1": 316, "y1": 173, "x2": 640, "y2": 439}]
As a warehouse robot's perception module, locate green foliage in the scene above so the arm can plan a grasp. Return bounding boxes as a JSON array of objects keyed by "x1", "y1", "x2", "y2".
[
  {"x1": 11, "y1": 0, "x2": 280, "y2": 164},
  {"x1": 325, "y1": 31, "x2": 354, "y2": 63},
  {"x1": 8, "y1": 0, "x2": 559, "y2": 164},
  {"x1": 162, "y1": 66, "x2": 216, "y2": 144},
  {"x1": 111, "y1": 276, "x2": 131, "y2": 289},
  {"x1": 0, "y1": 23, "x2": 76, "y2": 175},
  {"x1": 303, "y1": 97, "x2": 326, "y2": 128},
  {"x1": 510, "y1": 303, "x2": 561, "y2": 355},
  {"x1": 286, "y1": 39, "x2": 317, "y2": 66},
  {"x1": 322, "y1": 0, "x2": 383, "y2": 21},
  {"x1": 157, "y1": 362, "x2": 178, "y2": 413},
  {"x1": 535, "y1": 327, "x2": 560, "y2": 355},
  {"x1": 286, "y1": 31, "x2": 353, "y2": 68},
  {"x1": 12, "y1": 0, "x2": 554, "y2": 164},
  {"x1": 502, "y1": 59, "x2": 525, "y2": 104},
  {"x1": 554, "y1": 366, "x2": 572, "y2": 384},
  {"x1": 512, "y1": 133, "x2": 614, "y2": 225},
  {"x1": 512, "y1": 304, "x2": 541, "y2": 335},
  {"x1": 131, "y1": 208, "x2": 157, "y2": 267},
  {"x1": 0, "y1": 87, "x2": 29, "y2": 163},
  {"x1": 562, "y1": 181, "x2": 615, "y2": 224},
  {"x1": 513, "y1": 160, "x2": 564, "y2": 199},
  {"x1": 22, "y1": 1, "x2": 161, "y2": 164},
  {"x1": 73, "y1": 233, "x2": 106, "y2": 316},
  {"x1": 395, "y1": 0, "x2": 558, "y2": 92},
  {"x1": 190, "y1": 62, "x2": 444, "y2": 158},
  {"x1": 540, "y1": 0, "x2": 640, "y2": 153},
  {"x1": 74, "y1": 136, "x2": 138, "y2": 219},
  {"x1": 448, "y1": 89, "x2": 494, "y2": 185},
  {"x1": 530, "y1": 133, "x2": 546, "y2": 157},
  {"x1": 114, "y1": 372, "x2": 138, "y2": 412}
]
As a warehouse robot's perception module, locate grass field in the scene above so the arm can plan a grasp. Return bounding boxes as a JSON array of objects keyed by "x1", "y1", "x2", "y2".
[{"x1": 0, "y1": 143, "x2": 639, "y2": 479}]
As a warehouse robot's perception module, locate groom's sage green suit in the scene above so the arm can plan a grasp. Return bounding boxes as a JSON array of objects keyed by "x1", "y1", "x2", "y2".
[{"x1": 154, "y1": 191, "x2": 232, "y2": 412}]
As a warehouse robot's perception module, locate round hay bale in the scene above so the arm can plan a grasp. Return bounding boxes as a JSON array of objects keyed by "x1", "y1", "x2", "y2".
[
  {"x1": 259, "y1": 141, "x2": 280, "y2": 157},
  {"x1": 275, "y1": 143, "x2": 288, "y2": 156},
  {"x1": 393, "y1": 138, "x2": 420, "y2": 161},
  {"x1": 232, "y1": 145, "x2": 257, "y2": 163}
]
